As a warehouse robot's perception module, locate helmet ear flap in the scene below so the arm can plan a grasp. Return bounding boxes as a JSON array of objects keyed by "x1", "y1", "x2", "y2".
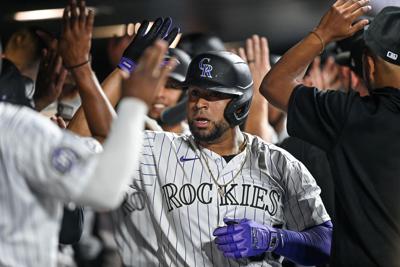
[{"x1": 224, "y1": 90, "x2": 253, "y2": 126}]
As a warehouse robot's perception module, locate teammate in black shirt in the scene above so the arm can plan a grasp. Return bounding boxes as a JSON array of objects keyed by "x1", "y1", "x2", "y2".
[{"x1": 260, "y1": 1, "x2": 400, "y2": 266}]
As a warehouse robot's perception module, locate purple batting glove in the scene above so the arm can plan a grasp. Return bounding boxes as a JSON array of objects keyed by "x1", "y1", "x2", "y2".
[{"x1": 213, "y1": 217, "x2": 280, "y2": 259}]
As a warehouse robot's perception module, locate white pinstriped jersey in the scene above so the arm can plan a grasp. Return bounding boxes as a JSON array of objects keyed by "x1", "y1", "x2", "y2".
[
  {"x1": 111, "y1": 130, "x2": 330, "y2": 267},
  {"x1": 0, "y1": 103, "x2": 101, "y2": 267}
]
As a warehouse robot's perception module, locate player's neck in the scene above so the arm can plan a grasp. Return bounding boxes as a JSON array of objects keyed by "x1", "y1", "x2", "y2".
[
  {"x1": 162, "y1": 123, "x2": 183, "y2": 134},
  {"x1": 198, "y1": 127, "x2": 245, "y2": 156}
]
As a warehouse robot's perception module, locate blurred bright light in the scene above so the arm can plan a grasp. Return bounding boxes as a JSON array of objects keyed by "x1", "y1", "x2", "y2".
[
  {"x1": 14, "y1": 9, "x2": 65, "y2": 21},
  {"x1": 14, "y1": 7, "x2": 97, "y2": 21}
]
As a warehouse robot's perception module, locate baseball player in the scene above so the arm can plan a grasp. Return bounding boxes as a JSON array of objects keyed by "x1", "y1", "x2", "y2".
[
  {"x1": 0, "y1": 0, "x2": 175, "y2": 266},
  {"x1": 147, "y1": 48, "x2": 191, "y2": 133},
  {"x1": 111, "y1": 51, "x2": 332, "y2": 266}
]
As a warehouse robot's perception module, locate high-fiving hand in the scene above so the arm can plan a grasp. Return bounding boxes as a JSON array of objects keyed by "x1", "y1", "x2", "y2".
[
  {"x1": 118, "y1": 17, "x2": 180, "y2": 73},
  {"x1": 59, "y1": 0, "x2": 94, "y2": 69},
  {"x1": 315, "y1": 0, "x2": 371, "y2": 43},
  {"x1": 121, "y1": 40, "x2": 177, "y2": 107}
]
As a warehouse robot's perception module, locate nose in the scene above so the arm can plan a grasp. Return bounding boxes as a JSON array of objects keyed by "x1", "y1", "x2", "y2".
[
  {"x1": 194, "y1": 96, "x2": 209, "y2": 110},
  {"x1": 156, "y1": 86, "x2": 167, "y2": 99}
]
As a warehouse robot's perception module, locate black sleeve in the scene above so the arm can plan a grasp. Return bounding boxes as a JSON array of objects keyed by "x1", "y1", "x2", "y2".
[
  {"x1": 59, "y1": 206, "x2": 84, "y2": 245},
  {"x1": 287, "y1": 85, "x2": 355, "y2": 151}
]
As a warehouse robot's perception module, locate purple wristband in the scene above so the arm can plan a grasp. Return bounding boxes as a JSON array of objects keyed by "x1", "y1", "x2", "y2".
[{"x1": 118, "y1": 57, "x2": 137, "y2": 73}]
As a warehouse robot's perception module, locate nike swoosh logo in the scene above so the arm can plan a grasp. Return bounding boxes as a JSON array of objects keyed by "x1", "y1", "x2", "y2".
[{"x1": 179, "y1": 156, "x2": 200, "y2": 162}]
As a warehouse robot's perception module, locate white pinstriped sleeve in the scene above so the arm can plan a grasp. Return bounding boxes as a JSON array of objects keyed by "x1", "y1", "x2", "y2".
[{"x1": 282, "y1": 157, "x2": 331, "y2": 231}]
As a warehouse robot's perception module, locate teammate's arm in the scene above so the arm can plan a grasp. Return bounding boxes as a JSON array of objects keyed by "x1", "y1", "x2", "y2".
[
  {"x1": 67, "y1": 17, "x2": 179, "y2": 139},
  {"x1": 259, "y1": 0, "x2": 370, "y2": 112},
  {"x1": 59, "y1": 0, "x2": 115, "y2": 143},
  {"x1": 19, "y1": 40, "x2": 176, "y2": 210}
]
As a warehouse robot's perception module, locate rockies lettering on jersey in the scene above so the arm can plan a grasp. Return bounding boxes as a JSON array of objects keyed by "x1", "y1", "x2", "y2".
[{"x1": 111, "y1": 131, "x2": 330, "y2": 267}]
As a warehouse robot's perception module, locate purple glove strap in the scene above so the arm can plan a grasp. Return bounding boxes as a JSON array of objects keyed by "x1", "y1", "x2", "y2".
[{"x1": 118, "y1": 57, "x2": 137, "y2": 73}]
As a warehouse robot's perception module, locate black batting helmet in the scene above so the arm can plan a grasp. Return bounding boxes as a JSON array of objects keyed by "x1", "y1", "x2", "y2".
[
  {"x1": 167, "y1": 48, "x2": 191, "y2": 83},
  {"x1": 183, "y1": 51, "x2": 253, "y2": 126}
]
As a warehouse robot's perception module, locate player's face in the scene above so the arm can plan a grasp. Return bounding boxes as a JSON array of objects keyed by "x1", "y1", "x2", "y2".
[
  {"x1": 187, "y1": 86, "x2": 232, "y2": 142},
  {"x1": 148, "y1": 78, "x2": 183, "y2": 120}
]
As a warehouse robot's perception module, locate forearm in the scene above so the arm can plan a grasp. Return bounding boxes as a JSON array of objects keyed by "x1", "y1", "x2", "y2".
[
  {"x1": 68, "y1": 68, "x2": 125, "y2": 139},
  {"x1": 101, "y1": 68, "x2": 127, "y2": 106},
  {"x1": 244, "y1": 96, "x2": 273, "y2": 142},
  {"x1": 274, "y1": 221, "x2": 332, "y2": 266},
  {"x1": 68, "y1": 64, "x2": 116, "y2": 142},
  {"x1": 260, "y1": 33, "x2": 324, "y2": 112},
  {"x1": 75, "y1": 98, "x2": 147, "y2": 210}
]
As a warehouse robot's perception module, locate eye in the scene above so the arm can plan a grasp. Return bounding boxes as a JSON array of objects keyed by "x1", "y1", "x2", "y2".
[{"x1": 189, "y1": 89, "x2": 200, "y2": 98}]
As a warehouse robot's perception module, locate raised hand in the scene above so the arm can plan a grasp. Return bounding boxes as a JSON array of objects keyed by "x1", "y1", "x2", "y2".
[
  {"x1": 58, "y1": 0, "x2": 94, "y2": 69},
  {"x1": 315, "y1": 0, "x2": 371, "y2": 43},
  {"x1": 107, "y1": 24, "x2": 136, "y2": 67},
  {"x1": 121, "y1": 40, "x2": 177, "y2": 107},
  {"x1": 237, "y1": 35, "x2": 271, "y2": 89},
  {"x1": 118, "y1": 17, "x2": 180, "y2": 73},
  {"x1": 34, "y1": 49, "x2": 68, "y2": 111},
  {"x1": 233, "y1": 35, "x2": 273, "y2": 142},
  {"x1": 213, "y1": 218, "x2": 280, "y2": 259}
]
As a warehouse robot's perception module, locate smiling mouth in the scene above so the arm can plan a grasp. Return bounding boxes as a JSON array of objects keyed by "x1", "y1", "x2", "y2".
[{"x1": 152, "y1": 103, "x2": 166, "y2": 109}]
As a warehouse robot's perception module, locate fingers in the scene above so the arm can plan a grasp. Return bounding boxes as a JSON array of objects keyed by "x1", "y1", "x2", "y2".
[
  {"x1": 134, "y1": 40, "x2": 168, "y2": 76},
  {"x1": 86, "y1": 8, "x2": 95, "y2": 31},
  {"x1": 341, "y1": 0, "x2": 356, "y2": 10},
  {"x1": 147, "y1": 18, "x2": 163, "y2": 38},
  {"x1": 159, "y1": 56, "x2": 178, "y2": 82},
  {"x1": 158, "y1": 17, "x2": 172, "y2": 39},
  {"x1": 164, "y1": 27, "x2": 180, "y2": 46},
  {"x1": 62, "y1": 5, "x2": 71, "y2": 31},
  {"x1": 137, "y1": 20, "x2": 150, "y2": 37},
  {"x1": 224, "y1": 217, "x2": 243, "y2": 224},
  {"x1": 333, "y1": 0, "x2": 347, "y2": 7},
  {"x1": 70, "y1": 0, "x2": 79, "y2": 22},
  {"x1": 344, "y1": 0, "x2": 367, "y2": 13},
  {"x1": 252, "y1": 35, "x2": 261, "y2": 64},
  {"x1": 53, "y1": 55, "x2": 63, "y2": 75},
  {"x1": 214, "y1": 233, "x2": 244, "y2": 245},
  {"x1": 56, "y1": 68, "x2": 68, "y2": 93},
  {"x1": 79, "y1": 0, "x2": 86, "y2": 25},
  {"x1": 260, "y1": 37, "x2": 270, "y2": 63},
  {"x1": 238, "y1": 47, "x2": 247, "y2": 61},
  {"x1": 213, "y1": 224, "x2": 243, "y2": 236},
  {"x1": 245, "y1": 38, "x2": 255, "y2": 62},
  {"x1": 143, "y1": 42, "x2": 166, "y2": 77},
  {"x1": 350, "y1": 18, "x2": 369, "y2": 34}
]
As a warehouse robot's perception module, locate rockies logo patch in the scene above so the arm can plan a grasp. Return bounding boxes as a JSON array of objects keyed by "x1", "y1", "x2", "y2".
[{"x1": 51, "y1": 147, "x2": 80, "y2": 174}]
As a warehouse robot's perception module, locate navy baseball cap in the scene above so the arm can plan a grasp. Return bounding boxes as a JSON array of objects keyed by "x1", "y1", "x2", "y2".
[{"x1": 364, "y1": 6, "x2": 400, "y2": 65}]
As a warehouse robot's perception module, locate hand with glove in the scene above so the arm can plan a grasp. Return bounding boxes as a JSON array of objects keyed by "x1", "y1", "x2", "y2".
[
  {"x1": 118, "y1": 17, "x2": 180, "y2": 73},
  {"x1": 213, "y1": 217, "x2": 333, "y2": 265},
  {"x1": 213, "y1": 217, "x2": 280, "y2": 259}
]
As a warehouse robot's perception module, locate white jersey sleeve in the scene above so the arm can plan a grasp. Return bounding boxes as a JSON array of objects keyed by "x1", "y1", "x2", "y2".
[
  {"x1": 266, "y1": 145, "x2": 330, "y2": 231},
  {"x1": 8, "y1": 107, "x2": 101, "y2": 202}
]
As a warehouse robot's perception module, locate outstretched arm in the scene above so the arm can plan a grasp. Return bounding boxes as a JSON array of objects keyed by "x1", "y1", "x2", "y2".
[
  {"x1": 59, "y1": 0, "x2": 115, "y2": 142},
  {"x1": 67, "y1": 17, "x2": 180, "y2": 139},
  {"x1": 260, "y1": 0, "x2": 370, "y2": 112}
]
